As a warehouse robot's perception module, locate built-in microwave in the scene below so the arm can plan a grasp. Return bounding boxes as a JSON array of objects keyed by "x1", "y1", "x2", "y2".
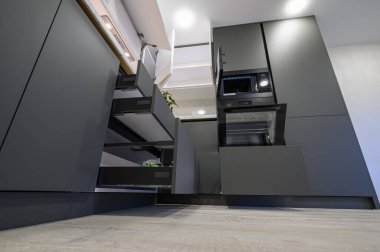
[{"x1": 215, "y1": 47, "x2": 275, "y2": 107}]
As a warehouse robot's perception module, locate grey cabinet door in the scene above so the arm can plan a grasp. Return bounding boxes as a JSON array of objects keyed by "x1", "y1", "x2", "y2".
[
  {"x1": 184, "y1": 121, "x2": 220, "y2": 194},
  {"x1": 0, "y1": 0, "x2": 119, "y2": 191},
  {"x1": 285, "y1": 116, "x2": 374, "y2": 196},
  {"x1": 0, "y1": 0, "x2": 61, "y2": 145},
  {"x1": 220, "y1": 146, "x2": 310, "y2": 195},
  {"x1": 263, "y1": 17, "x2": 347, "y2": 117},
  {"x1": 213, "y1": 23, "x2": 267, "y2": 72}
]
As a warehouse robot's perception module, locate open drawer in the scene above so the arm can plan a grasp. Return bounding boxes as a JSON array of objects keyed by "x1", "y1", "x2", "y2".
[
  {"x1": 114, "y1": 60, "x2": 155, "y2": 99},
  {"x1": 112, "y1": 85, "x2": 175, "y2": 142},
  {"x1": 98, "y1": 166, "x2": 172, "y2": 187},
  {"x1": 98, "y1": 119, "x2": 198, "y2": 194}
]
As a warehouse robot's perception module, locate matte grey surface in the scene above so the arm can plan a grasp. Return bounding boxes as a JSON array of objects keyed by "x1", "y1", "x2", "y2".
[
  {"x1": 0, "y1": 192, "x2": 154, "y2": 231},
  {"x1": 0, "y1": 0, "x2": 119, "y2": 191},
  {"x1": 114, "y1": 85, "x2": 175, "y2": 142},
  {"x1": 220, "y1": 146, "x2": 310, "y2": 195},
  {"x1": 285, "y1": 115, "x2": 375, "y2": 197},
  {"x1": 136, "y1": 61, "x2": 155, "y2": 97},
  {"x1": 263, "y1": 17, "x2": 347, "y2": 117},
  {"x1": 183, "y1": 121, "x2": 220, "y2": 194},
  {"x1": 198, "y1": 152, "x2": 221, "y2": 194},
  {"x1": 152, "y1": 85, "x2": 176, "y2": 138},
  {"x1": 172, "y1": 119, "x2": 197, "y2": 194},
  {"x1": 0, "y1": 0, "x2": 61, "y2": 145},
  {"x1": 213, "y1": 23, "x2": 267, "y2": 72}
]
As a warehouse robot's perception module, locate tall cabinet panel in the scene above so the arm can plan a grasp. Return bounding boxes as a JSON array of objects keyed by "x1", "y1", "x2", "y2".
[
  {"x1": 285, "y1": 116, "x2": 374, "y2": 196},
  {"x1": 0, "y1": 0, "x2": 119, "y2": 191},
  {"x1": 213, "y1": 23, "x2": 267, "y2": 72},
  {"x1": 0, "y1": 0, "x2": 61, "y2": 145},
  {"x1": 184, "y1": 121, "x2": 220, "y2": 194},
  {"x1": 263, "y1": 17, "x2": 347, "y2": 117}
]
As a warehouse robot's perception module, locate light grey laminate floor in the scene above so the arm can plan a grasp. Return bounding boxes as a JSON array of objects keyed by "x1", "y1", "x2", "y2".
[{"x1": 0, "y1": 205, "x2": 379, "y2": 252}]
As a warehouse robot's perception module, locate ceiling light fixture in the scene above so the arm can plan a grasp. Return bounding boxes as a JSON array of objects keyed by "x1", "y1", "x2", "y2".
[
  {"x1": 101, "y1": 15, "x2": 135, "y2": 62},
  {"x1": 174, "y1": 8, "x2": 195, "y2": 29},
  {"x1": 198, "y1": 109, "x2": 206, "y2": 115},
  {"x1": 105, "y1": 23, "x2": 112, "y2": 30},
  {"x1": 286, "y1": 0, "x2": 308, "y2": 15}
]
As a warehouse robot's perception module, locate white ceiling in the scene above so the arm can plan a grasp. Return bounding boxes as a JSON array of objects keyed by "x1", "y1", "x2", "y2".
[{"x1": 157, "y1": 0, "x2": 380, "y2": 48}]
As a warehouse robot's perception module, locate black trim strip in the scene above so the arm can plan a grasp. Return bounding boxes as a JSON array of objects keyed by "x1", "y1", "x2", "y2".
[
  {"x1": 174, "y1": 42, "x2": 210, "y2": 48},
  {"x1": 0, "y1": 0, "x2": 63, "y2": 151},
  {"x1": 104, "y1": 141, "x2": 174, "y2": 148},
  {"x1": 181, "y1": 118, "x2": 217, "y2": 123},
  {"x1": 260, "y1": 23, "x2": 278, "y2": 104}
]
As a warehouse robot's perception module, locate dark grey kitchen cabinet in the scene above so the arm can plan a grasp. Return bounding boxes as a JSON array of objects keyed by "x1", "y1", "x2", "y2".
[
  {"x1": 213, "y1": 23, "x2": 268, "y2": 73},
  {"x1": 184, "y1": 120, "x2": 221, "y2": 194},
  {"x1": 0, "y1": 0, "x2": 119, "y2": 191},
  {"x1": 263, "y1": 17, "x2": 347, "y2": 117},
  {"x1": 220, "y1": 146, "x2": 310, "y2": 195},
  {"x1": 285, "y1": 115, "x2": 375, "y2": 197},
  {"x1": 0, "y1": 0, "x2": 61, "y2": 146}
]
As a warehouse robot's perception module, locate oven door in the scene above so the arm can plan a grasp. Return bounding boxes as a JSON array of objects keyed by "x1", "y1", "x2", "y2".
[{"x1": 219, "y1": 104, "x2": 287, "y2": 146}]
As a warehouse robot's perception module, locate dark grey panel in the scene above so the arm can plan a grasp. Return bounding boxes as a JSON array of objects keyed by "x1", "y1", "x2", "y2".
[
  {"x1": 0, "y1": 0, "x2": 119, "y2": 191},
  {"x1": 113, "y1": 86, "x2": 175, "y2": 142},
  {"x1": 172, "y1": 119, "x2": 197, "y2": 194},
  {"x1": 220, "y1": 146, "x2": 310, "y2": 195},
  {"x1": 98, "y1": 166, "x2": 172, "y2": 186},
  {"x1": 263, "y1": 17, "x2": 347, "y2": 117},
  {"x1": 213, "y1": 23, "x2": 267, "y2": 72},
  {"x1": 152, "y1": 86, "x2": 176, "y2": 138},
  {"x1": 183, "y1": 120, "x2": 220, "y2": 194},
  {"x1": 0, "y1": 0, "x2": 61, "y2": 145},
  {"x1": 136, "y1": 61, "x2": 155, "y2": 97},
  {"x1": 0, "y1": 192, "x2": 154, "y2": 231},
  {"x1": 157, "y1": 194, "x2": 375, "y2": 210},
  {"x1": 198, "y1": 152, "x2": 221, "y2": 194},
  {"x1": 285, "y1": 115, "x2": 375, "y2": 196}
]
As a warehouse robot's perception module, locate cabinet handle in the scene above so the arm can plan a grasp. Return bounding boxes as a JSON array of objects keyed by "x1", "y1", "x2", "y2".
[
  {"x1": 223, "y1": 61, "x2": 227, "y2": 65},
  {"x1": 222, "y1": 53, "x2": 226, "y2": 56}
]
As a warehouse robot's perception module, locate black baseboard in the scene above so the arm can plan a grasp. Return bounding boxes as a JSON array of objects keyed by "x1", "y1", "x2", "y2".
[
  {"x1": 0, "y1": 192, "x2": 155, "y2": 231},
  {"x1": 157, "y1": 194, "x2": 375, "y2": 209}
]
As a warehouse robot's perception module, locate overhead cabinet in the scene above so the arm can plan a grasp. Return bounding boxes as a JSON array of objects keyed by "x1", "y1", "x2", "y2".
[
  {"x1": 262, "y1": 17, "x2": 347, "y2": 117},
  {"x1": 213, "y1": 23, "x2": 268, "y2": 73}
]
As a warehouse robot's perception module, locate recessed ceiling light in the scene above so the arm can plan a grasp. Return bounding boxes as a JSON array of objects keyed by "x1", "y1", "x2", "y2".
[
  {"x1": 174, "y1": 8, "x2": 195, "y2": 29},
  {"x1": 286, "y1": 0, "x2": 308, "y2": 15},
  {"x1": 125, "y1": 52, "x2": 130, "y2": 57},
  {"x1": 198, "y1": 109, "x2": 206, "y2": 115}
]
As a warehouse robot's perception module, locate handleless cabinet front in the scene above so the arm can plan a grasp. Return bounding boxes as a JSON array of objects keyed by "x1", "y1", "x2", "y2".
[
  {"x1": 213, "y1": 23, "x2": 268, "y2": 73},
  {"x1": 262, "y1": 17, "x2": 347, "y2": 117}
]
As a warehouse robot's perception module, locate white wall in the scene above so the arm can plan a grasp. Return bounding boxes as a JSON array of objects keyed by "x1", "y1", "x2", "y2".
[{"x1": 328, "y1": 43, "x2": 380, "y2": 202}]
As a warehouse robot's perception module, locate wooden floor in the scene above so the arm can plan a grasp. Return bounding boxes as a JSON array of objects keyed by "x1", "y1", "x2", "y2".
[{"x1": 0, "y1": 205, "x2": 379, "y2": 251}]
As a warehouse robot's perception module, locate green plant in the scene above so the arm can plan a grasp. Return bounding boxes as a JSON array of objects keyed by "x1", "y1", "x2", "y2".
[
  {"x1": 162, "y1": 91, "x2": 178, "y2": 111},
  {"x1": 142, "y1": 160, "x2": 160, "y2": 167}
]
